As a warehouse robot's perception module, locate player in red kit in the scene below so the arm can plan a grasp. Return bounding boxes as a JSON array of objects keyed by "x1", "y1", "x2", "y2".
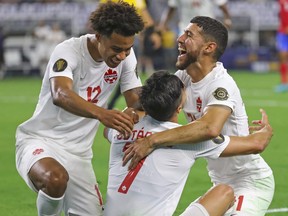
[{"x1": 275, "y1": 0, "x2": 288, "y2": 92}]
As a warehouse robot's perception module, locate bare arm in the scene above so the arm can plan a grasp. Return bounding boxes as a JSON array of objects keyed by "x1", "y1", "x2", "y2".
[
  {"x1": 221, "y1": 109, "x2": 272, "y2": 156},
  {"x1": 159, "y1": 6, "x2": 177, "y2": 30},
  {"x1": 50, "y1": 76, "x2": 134, "y2": 136},
  {"x1": 219, "y1": 3, "x2": 232, "y2": 29},
  {"x1": 123, "y1": 105, "x2": 231, "y2": 169}
]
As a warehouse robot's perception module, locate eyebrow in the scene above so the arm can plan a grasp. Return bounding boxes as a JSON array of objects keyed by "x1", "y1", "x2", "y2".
[{"x1": 111, "y1": 45, "x2": 133, "y2": 51}]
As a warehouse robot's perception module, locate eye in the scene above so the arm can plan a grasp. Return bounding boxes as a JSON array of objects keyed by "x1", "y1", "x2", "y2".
[
  {"x1": 113, "y1": 47, "x2": 123, "y2": 53},
  {"x1": 187, "y1": 32, "x2": 192, "y2": 37}
]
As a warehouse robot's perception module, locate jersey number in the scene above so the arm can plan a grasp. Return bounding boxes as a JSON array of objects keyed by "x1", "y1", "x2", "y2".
[
  {"x1": 236, "y1": 195, "x2": 244, "y2": 211},
  {"x1": 87, "y1": 86, "x2": 101, "y2": 103}
]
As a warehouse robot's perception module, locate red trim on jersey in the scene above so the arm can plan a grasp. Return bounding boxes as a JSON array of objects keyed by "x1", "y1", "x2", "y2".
[
  {"x1": 118, "y1": 158, "x2": 146, "y2": 194},
  {"x1": 95, "y1": 185, "x2": 103, "y2": 206}
]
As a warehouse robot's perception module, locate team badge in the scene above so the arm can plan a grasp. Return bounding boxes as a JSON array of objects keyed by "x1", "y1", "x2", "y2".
[
  {"x1": 52, "y1": 59, "x2": 67, "y2": 72},
  {"x1": 213, "y1": 87, "x2": 229, "y2": 100},
  {"x1": 212, "y1": 134, "x2": 225, "y2": 144},
  {"x1": 104, "y1": 69, "x2": 118, "y2": 84},
  {"x1": 32, "y1": 148, "x2": 44, "y2": 155},
  {"x1": 196, "y1": 97, "x2": 202, "y2": 112}
]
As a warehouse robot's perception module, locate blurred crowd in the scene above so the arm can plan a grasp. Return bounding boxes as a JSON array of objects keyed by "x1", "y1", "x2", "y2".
[{"x1": 0, "y1": 0, "x2": 282, "y2": 81}]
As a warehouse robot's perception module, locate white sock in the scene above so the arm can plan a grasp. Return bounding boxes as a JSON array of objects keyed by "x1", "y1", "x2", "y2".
[{"x1": 36, "y1": 190, "x2": 64, "y2": 216}]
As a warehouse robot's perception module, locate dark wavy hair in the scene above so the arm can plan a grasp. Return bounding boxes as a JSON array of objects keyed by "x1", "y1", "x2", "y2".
[
  {"x1": 89, "y1": 0, "x2": 144, "y2": 37},
  {"x1": 190, "y1": 16, "x2": 228, "y2": 60},
  {"x1": 140, "y1": 71, "x2": 184, "y2": 121}
]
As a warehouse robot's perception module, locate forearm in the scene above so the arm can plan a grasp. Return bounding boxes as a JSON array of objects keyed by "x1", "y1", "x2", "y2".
[
  {"x1": 221, "y1": 134, "x2": 267, "y2": 157},
  {"x1": 149, "y1": 120, "x2": 216, "y2": 148},
  {"x1": 160, "y1": 7, "x2": 176, "y2": 28},
  {"x1": 52, "y1": 87, "x2": 104, "y2": 119},
  {"x1": 219, "y1": 4, "x2": 231, "y2": 19}
]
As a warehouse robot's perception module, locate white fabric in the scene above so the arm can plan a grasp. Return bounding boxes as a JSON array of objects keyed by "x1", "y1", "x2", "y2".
[
  {"x1": 104, "y1": 115, "x2": 230, "y2": 216},
  {"x1": 168, "y1": 0, "x2": 228, "y2": 31},
  {"x1": 180, "y1": 202, "x2": 209, "y2": 216},
  {"x1": 16, "y1": 34, "x2": 142, "y2": 159},
  {"x1": 16, "y1": 138, "x2": 104, "y2": 215},
  {"x1": 37, "y1": 190, "x2": 64, "y2": 216},
  {"x1": 176, "y1": 62, "x2": 274, "y2": 215},
  {"x1": 176, "y1": 62, "x2": 272, "y2": 181},
  {"x1": 223, "y1": 175, "x2": 275, "y2": 216}
]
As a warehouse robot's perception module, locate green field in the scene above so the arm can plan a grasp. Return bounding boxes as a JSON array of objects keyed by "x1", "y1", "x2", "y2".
[{"x1": 0, "y1": 71, "x2": 287, "y2": 215}]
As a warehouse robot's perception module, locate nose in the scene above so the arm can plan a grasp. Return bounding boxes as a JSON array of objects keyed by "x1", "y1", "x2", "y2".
[
  {"x1": 116, "y1": 51, "x2": 127, "y2": 61},
  {"x1": 177, "y1": 33, "x2": 185, "y2": 43}
]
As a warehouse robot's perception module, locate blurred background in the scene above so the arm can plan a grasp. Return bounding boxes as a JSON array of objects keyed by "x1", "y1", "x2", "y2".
[{"x1": 0, "y1": 0, "x2": 281, "y2": 78}]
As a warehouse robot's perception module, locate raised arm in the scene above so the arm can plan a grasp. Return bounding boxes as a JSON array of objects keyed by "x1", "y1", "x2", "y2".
[{"x1": 219, "y1": 2, "x2": 232, "y2": 29}]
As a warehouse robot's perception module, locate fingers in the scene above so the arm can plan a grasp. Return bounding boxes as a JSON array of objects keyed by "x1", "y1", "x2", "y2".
[
  {"x1": 260, "y1": 108, "x2": 269, "y2": 125},
  {"x1": 110, "y1": 111, "x2": 134, "y2": 137},
  {"x1": 122, "y1": 146, "x2": 133, "y2": 166},
  {"x1": 249, "y1": 125, "x2": 263, "y2": 133}
]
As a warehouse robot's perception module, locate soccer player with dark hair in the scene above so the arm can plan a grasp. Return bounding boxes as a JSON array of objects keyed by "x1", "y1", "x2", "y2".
[
  {"x1": 105, "y1": 71, "x2": 273, "y2": 216},
  {"x1": 124, "y1": 16, "x2": 274, "y2": 215},
  {"x1": 15, "y1": 1, "x2": 144, "y2": 215}
]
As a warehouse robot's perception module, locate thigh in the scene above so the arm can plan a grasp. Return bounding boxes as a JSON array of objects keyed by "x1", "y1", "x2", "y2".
[
  {"x1": 225, "y1": 175, "x2": 275, "y2": 216},
  {"x1": 63, "y1": 157, "x2": 104, "y2": 216}
]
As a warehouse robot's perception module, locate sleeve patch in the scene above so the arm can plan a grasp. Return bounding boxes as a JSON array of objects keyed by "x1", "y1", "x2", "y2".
[
  {"x1": 213, "y1": 87, "x2": 229, "y2": 100},
  {"x1": 53, "y1": 59, "x2": 68, "y2": 72},
  {"x1": 212, "y1": 134, "x2": 225, "y2": 144}
]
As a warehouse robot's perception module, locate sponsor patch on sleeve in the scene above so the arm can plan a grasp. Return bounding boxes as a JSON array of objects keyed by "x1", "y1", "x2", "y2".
[
  {"x1": 212, "y1": 134, "x2": 225, "y2": 144},
  {"x1": 53, "y1": 59, "x2": 68, "y2": 72},
  {"x1": 213, "y1": 87, "x2": 229, "y2": 100}
]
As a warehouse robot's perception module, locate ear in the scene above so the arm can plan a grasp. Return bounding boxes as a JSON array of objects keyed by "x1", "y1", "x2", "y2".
[
  {"x1": 203, "y1": 42, "x2": 217, "y2": 54},
  {"x1": 176, "y1": 105, "x2": 182, "y2": 114},
  {"x1": 95, "y1": 33, "x2": 101, "y2": 42}
]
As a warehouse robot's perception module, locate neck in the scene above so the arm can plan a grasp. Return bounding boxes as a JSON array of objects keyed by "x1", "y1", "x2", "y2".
[
  {"x1": 87, "y1": 36, "x2": 103, "y2": 62},
  {"x1": 186, "y1": 60, "x2": 216, "y2": 83}
]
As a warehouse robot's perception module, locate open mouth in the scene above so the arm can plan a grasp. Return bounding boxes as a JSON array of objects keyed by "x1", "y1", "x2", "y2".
[
  {"x1": 178, "y1": 47, "x2": 187, "y2": 57},
  {"x1": 178, "y1": 47, "x2": 186, "y2": 57}
]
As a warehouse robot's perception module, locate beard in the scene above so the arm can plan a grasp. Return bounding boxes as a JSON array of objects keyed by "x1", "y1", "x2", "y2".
[{"x1": 175, "y1": 52, "x2": 197, "y2": 70}]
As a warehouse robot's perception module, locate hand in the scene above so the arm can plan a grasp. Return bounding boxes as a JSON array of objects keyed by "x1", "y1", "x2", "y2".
[
  {"x1": 122, "y1": 107, "x2": 139, "y2": 124},
  {"x1": 249, "y1": 108, "x2": 269, "y2": 133},
  {"x1": 99, "y1": 109, "x2": 134, "y2": 138},
  {"x1": 122, "y1": 136, "x2": 154, "y2": 170},
  {"x1": 249, "y1": 109, "x2": 273, "y2": 152}
]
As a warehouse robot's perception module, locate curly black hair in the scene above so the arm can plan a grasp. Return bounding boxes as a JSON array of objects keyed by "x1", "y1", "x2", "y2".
[{"x1": 89, "y1": 0, "x2": 144, "y2": 37}]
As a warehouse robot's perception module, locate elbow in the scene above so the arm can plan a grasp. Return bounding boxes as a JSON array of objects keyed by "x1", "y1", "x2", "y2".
[
  {"x1": 253, "y1": 143, "x2": 266, "y2": 154},
  {"x1": 205, "y1": 125, "x2": 222, "y2": 139},
  {"x1": 51, "y1": 90, "x2": 64, "y2": 107}
]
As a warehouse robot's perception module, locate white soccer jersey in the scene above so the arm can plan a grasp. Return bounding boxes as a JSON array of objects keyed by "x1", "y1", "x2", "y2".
[
  {"x1": 104, "y1": 115, "x2": 230, "y2": 216},
  {"x1": 176, "y1": 62, "x2": 272, "y2": 183},
  {"x1": 16, "y1": 34, "x2": 142, "y2": 159},
  {"x1": 168, "y1": 0, "x2": 227, "y2": 31}
]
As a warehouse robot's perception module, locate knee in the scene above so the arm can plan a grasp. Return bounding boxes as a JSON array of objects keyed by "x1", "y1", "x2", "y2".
[
  {"x1": 43, "y1": 168, "x2": 69, "y2": 197},
  {"x1": 217, "y1": 184, "x2": 235, "y2": 202}
]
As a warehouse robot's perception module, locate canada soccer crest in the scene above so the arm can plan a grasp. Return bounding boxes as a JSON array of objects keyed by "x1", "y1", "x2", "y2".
[
  {"x1": 104, "y1": 69, "x2": 118, "y2": 84},
  {"x1": 196, "y1": 96, "x2": 202, "y2": 112}
]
